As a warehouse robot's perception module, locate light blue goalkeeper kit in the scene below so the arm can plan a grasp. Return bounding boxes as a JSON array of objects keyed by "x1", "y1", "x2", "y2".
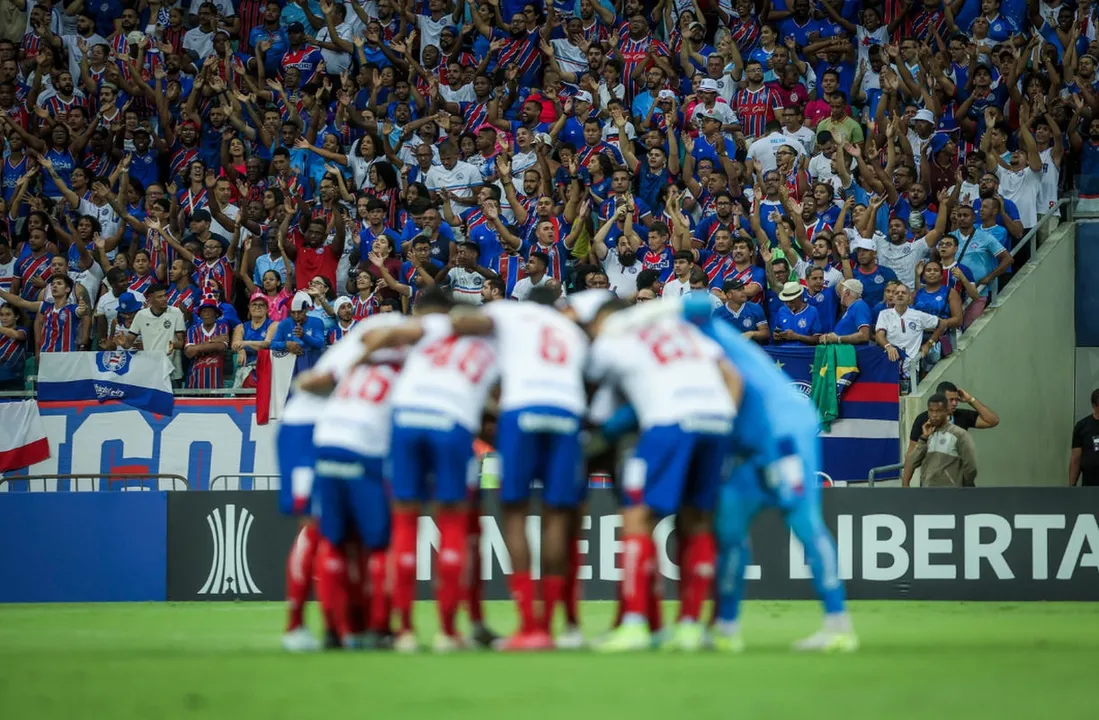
[{"x1": 680, "y1": 293, "x2": 847, "y2": 623}]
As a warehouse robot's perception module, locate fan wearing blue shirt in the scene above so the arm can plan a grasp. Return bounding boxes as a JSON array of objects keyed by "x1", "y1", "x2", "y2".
[
  {"x1": 820, "y1": 277, "x2": 873, "y2": 345},
  {"x1": 772, "y1": 281, "x2": 822, "y2": 345},
  {"x1": 950, "y1": 205, "x2": 1011, "y2": 299},
  {"x1": 847, "y1": 236, "x2": 898, "y2": 307},
  {"x1": 780, "y1": 0, "x2": 820, "y2": 46},
  {"x1": 803, "y1": 266, "x2": 837, "y2": 333},
  {"x1": 714, "y1": 277, "x2": 769, "y2": 343}
]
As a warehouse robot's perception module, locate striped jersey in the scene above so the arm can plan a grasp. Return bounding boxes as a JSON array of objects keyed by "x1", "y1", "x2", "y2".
[
  {"x1": 0, "y1": 325, "x2": 27, "y2": 382},
  {"x1": 16, "y1": 252, "x2": 53, "y2": 301},
  {"x1": 185, "y1": 319, "x2": 231, "y2": 389},
  {"x1": 38, "y1": 301, "x2": 81, "y2": 352},
  {"x1": 167, "y1": 284, "x2": 198, "y2": 317},
  {"x1": 732, "y1": 85, "x2": 779, "y2": 139}
]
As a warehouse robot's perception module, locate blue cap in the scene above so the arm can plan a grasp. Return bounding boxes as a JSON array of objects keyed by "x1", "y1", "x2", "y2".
[
  {"x1": 117, "y1": 291, "x2": 142, "y2": 314},
  {"x1": 929, "y1": 132, "x2": 950, "y2": 155}
]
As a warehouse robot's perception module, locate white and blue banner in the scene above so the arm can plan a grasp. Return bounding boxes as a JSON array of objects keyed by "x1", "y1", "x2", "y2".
[{"x1": 37, "y1": 351, "x2": 175, "y2": 415}]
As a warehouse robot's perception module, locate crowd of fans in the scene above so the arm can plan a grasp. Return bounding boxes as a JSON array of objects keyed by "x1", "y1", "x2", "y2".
[{"x1": 0, "y1": 0, "x2": 1084, "y2": 393}]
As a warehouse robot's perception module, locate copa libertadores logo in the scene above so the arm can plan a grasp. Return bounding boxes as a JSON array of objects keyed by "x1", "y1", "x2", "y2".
[{"x1": 198, "y1": 504, "x2": 261, "y2": 596}]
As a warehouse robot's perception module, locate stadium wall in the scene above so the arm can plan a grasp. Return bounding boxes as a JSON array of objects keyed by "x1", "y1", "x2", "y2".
[
  {"x1": 901, "y1": 223, "x2": 1076, "y2": 487},
  {"x1": 3, "y1": 490, "x2": 1098, "y2": 603},
  {"x1": 1075, "y1": 221, "x2": 1099, "y2": 417}
]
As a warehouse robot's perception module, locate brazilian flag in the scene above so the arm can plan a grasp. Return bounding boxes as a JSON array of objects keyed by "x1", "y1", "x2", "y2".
[{"x1": 810, "y1": 345, "x2": 859, "y2": 431}]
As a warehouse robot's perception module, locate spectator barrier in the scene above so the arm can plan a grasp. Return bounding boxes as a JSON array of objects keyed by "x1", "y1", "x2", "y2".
[
  {"x1": 3, "y1": 489, "x2": 1097, "y2": 604},
  {"x1": 0, "y1": 473, "x2": 189, "y2": 492}
]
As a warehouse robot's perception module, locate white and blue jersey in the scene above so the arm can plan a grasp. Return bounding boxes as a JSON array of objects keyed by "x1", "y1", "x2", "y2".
[
  {"x1": 276, "y1": 391, "x2": 326, "y2": 516},
  {"x1": 388, "y1": 314, "x2": 499, "y2": 504},
  {"x1": 483, "y1": 301, "x2": 590, "y2": 508},
  {"x1": 311, "y1": 314, "x2": 407, "y2": 547},
  {"x1": 587, "y1": 308, "x2": 736, "y2": 515}
]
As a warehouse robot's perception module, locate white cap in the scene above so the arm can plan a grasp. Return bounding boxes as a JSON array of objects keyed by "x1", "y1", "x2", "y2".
[
  {"x1": 290, "y1": 291, "x2": 314, "y2": 312},
  {"x1": 698, "y1": 78, "x2": 719, "y2": 93},
  {"x1": 658, "y1": 89, "x2": 676, "y2": 101},
  {"x1": 914, "y1": 108, "x2": 936, "y2": 125},
  {"x1": 331, "y1": 296, "x2": 352, "y2": 313},
  {"x1": 574, "y1": 90, "x2": 593, "y2": 104},
  {"x1": 850, "y1": 237, "x2": 876, "y2": 253}
]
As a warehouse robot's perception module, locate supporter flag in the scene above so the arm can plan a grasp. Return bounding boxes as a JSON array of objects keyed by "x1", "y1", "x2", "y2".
[
  {"x1": 0, "y1": 400, "x2": 50, "y2": 473},
  {"x1": 37, "y1": 351, "x2": 174, "y2": 415},
  {"x1": 767, "y1": 345, "x2": 900, "y2": 482},
  {"x1": 810, "y1": 344, "x2": 860, "y2": 431},
  {"x1": 255, "y1": 349, "x2": 297, "y2": 425}
]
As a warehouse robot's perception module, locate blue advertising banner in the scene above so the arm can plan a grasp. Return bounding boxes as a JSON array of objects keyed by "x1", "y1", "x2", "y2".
[
  {"x1": 0, "y1": 492, "x2": 167, "y2": 602},
  {"x1": 764, "y1": 346, "x2": 900, "y2": 482},
  {"x1": 0, "y1": 399, "x2": 278, "y2": 492}
]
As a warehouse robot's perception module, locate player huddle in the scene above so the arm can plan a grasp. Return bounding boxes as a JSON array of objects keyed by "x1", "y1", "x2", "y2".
[{"x1": 274, "y1": 286, "x2": 858, "y2": 654}]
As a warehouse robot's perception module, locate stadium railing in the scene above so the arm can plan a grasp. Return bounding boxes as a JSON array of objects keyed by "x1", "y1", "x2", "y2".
[
  {"x1": 866, "y1": 463, "x2": 905, "y2": 488},
  {"x1": 0, "y1": 473, "x2": 190, "y2": 492},
  {"x1": 989, "y1": 198, "x2": 1072, "y2": 308},
  {"x1": 210, "y1": 474, "x2": 280, "y2": 490}
]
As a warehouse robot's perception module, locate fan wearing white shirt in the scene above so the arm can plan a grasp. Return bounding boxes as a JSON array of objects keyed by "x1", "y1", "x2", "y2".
[
  {"x1": 781, "y1": 107, "x2": 816, "y2": 156},
  {"x1": 425, "y1": 140, "x2": 483, "y2": 205},
  {"x1": 661, "y1": 251, "x2": 696, "y2": 298},
  {"x1": 875, "y1": 284, "x2": 946, "y2": 371},
  {"x1": 747, "y1": 123, "x2": 805, "y2": 174},
  {"x1": 983, "y1": 106, "x2": 1047, "y2": 230},
  {"x1": 511, "y1": 252, "x2": 553, "y2": 301},
  {"x1": 313, "y1": 2, "x2": 355, "y2": 75},
  {"x1": 592, "y1": 205, "x2": 643, "y2": 299}
]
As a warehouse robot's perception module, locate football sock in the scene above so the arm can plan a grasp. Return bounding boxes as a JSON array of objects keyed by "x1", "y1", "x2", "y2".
[
  {"x1": 436, "y1": 509, "x2": 467, "y2": 638},
  {"x1": 787, "y1": 504, "x2": 847, "y2": 615},
  {"x1": 541, "y1": 575, "x2": 565, "y2": 634},
  {"x1": 367, "y1": 549, "x2": 390, "y2": 634},
  {"x1": 285, "y1": 523, "x2": 319, "y2": 632},
  {"x1": 621, "y1": 534, "x2": 654, "y2": 624},
  {"x1": 648, "y1": 560, "x2": 664, "y2": 633},
  {"x1": 713, "y1": 538, "x2": 750, "y2": 624},
  {"x1": 316, "y1": 539, "x2": 351, "y2": 640},
  {"x1": 563, "y1": 536, "x2": 581, "y2": 627},
  {"x1": 347, "y1": 544, "x2": 368, "y2": 635},
  {"x1": 465, "y1": 508, "x2": 485, "y2": 625},
  {"x1": 508, "y1": 570, "x2": 538, "y2": 634},
  {"x1": 390, "y1": 510, "x2": 419, "y2": 633},
  {"x1": 679, "y1": 532, "x2": 716, "y2": 622}
]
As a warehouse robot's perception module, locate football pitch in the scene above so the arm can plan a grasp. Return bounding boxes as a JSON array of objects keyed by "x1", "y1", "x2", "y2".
[{"x1": 1, "y1": 601, "x2": 1097, "y2": 719}]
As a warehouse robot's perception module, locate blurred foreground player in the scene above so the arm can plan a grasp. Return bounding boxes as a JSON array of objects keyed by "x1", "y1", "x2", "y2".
[
  {"x1": 298, "y1": 313, "x2": 408, "y2": 649},
  {"x1": 450, "y1": 285, "x2": 590, "y2": 650},
  {"x1": 277, "y1": 293, "x2": 360, "y2": 651},
  {"x1": 277, "y1": 375, "x2": 325, "y2": 651},
  {"x1": 583, "y1": 298, "x2": 742, "y2": 652},
  {"x1": 360, "y1": 288, "x2": 499, "y2": 652},
  {"x1": 680, "y1": 293, "x2": 857, "y2": 652}
]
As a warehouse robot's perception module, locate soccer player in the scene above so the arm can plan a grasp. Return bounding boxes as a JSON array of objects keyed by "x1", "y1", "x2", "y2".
[
  {"x1": 359, "y1": 288, "x2": 499, "y2": 653},
  {"x1": 277, "y1": 375, "x2": 326, "y2": 652},
  {"x1": 449, "y1": 285, "x2": 590, "y2": 650},
  {"x1": 582, "y1": 298, "x2": 741, "y2": 652},
  {"x1": 297, "y1": 312, "x2": 408, "y2": 649},
  {"x1": 679, "y1": 292, "x2": 857, "y2": 652}
]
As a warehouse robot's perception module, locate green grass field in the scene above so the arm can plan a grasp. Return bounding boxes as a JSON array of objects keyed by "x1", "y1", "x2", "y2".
[{"x1": 1, "y1": 601, "x2": 1097, "y2": 719}]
